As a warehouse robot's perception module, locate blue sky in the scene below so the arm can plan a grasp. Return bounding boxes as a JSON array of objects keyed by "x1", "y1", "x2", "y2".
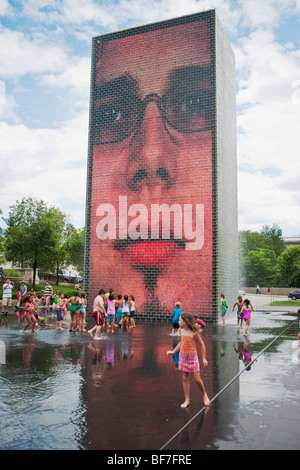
[{"x1": 0, "y1": 0, "x2": 299, "y2": 237}]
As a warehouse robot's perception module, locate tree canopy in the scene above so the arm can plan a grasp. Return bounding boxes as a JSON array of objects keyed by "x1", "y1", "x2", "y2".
[
  {"x1": 2, "y1": 198, "x2": 84, "y2": 287},
  {"x1": 239, "y1": 225, "x2": 299, "y2": 288}
]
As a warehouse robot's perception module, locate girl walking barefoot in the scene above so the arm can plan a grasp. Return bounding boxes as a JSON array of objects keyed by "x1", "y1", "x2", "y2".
[
  {"x1": 167, "y1": 312, "x2": 210, "y2": 408},
  {"x1": 241, "y1": 299, "x2": 256, "y2": 336}
]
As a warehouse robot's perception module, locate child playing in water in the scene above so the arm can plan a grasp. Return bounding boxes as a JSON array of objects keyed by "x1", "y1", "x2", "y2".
[
  {"x1": 22, "y1": 296, "x2": 37, "y2": 333},
  {"x1": 171, "y1": 302, "x2": 182, "y2": 335},
  {"x1": 232, "y1": 295, "x2": 244, "y2": 328},
  {"x1": 167, "y1": 312, "x2": 210, "y2": 408},
  {"x1": 241, "y1": 299, "x2": 256, "y2": 336},
  {"x1": 56, "y1": 293, "x2": 65, "y2": 330}
]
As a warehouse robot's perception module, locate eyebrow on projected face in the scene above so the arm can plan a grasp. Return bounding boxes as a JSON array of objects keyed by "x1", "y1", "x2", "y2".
[{"x1": 95, "y1": 66, "x2": 212, "y2": 100}]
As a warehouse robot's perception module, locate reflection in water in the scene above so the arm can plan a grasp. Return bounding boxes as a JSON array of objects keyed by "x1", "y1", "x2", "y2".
[
  {"x1": 0, "y1": 316, "x2": 87, "y2": 450},
  {"x1": 0, "y1": 310, "x2": 295, "y2": 450},
  {"x1": 0, "y1": 314, "x2": 238, "y2": 450},
  {"x1": 233, "y1": 335, "x2": 255, "y2": 371}
]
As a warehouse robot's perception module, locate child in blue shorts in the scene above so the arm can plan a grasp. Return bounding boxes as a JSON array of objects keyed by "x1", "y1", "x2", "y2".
[{"x1": 171, "y1": 302, "x2": 182, "y2": 336}]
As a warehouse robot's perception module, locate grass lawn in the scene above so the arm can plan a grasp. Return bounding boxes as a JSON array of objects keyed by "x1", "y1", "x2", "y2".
[{"x1": 269, "y1": 300, "x2": 300, "y2": 307}]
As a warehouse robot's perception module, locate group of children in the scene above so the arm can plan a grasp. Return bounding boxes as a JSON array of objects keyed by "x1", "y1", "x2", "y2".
[
  {"x1": 111, "y1": 293, "x2": 136, "y2": 331},
  {"x1": 88, "y1": 291, "x2": 137, "y2": 340},
  {"x1": 232, "y1": 296, "x2": 256, "y2": 336},
  {"x1": 17, "y1": 290, "x2": 87, "y2": 333},
  {"x1": 214, "y1": 293, "x2": 256, "y2": 336}
]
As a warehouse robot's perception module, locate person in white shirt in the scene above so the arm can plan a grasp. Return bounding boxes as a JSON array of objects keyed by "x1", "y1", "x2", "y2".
[
  {"x1": 88, "y1": 289, "x2": 106, "y2": 339},
  {"x1": 2, "y1": 279, "x2": 14, "y2": 317}
]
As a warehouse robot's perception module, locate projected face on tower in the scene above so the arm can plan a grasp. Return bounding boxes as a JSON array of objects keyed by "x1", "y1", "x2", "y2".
[{"x1": 88, "y1": 18, "x2": 214, "y2": 315}]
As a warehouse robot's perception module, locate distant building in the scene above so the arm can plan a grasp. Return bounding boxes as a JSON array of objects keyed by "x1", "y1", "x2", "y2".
[{"x1": 282, "y1": 237, "x2": 300, "y2": 249}]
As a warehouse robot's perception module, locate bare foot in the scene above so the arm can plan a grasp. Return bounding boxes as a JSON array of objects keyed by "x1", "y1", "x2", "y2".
[
  {"x1": 203, "y1": 392, "x2": 210, "y2": 407},
  {"x1": 180, "y1": 400, "x2": 190, "y2": 409}
]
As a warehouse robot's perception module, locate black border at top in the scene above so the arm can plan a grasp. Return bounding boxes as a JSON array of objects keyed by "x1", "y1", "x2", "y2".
[{"x1": 92, "y1": 9, "x2": 215, "y2": 43}]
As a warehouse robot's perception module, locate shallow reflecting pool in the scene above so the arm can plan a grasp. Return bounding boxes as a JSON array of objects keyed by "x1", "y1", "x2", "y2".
[{"x1": 0, "y1": 310, "x2": 298, "y2": 450}]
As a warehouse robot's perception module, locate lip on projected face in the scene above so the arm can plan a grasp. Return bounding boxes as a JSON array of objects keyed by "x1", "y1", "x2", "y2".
[{"x1": 114, "y1": 237, "x2": 185, "y2": 267}]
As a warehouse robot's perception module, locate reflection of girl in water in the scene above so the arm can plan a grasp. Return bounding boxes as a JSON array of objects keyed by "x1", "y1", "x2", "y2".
[
  {"x1": 233, "y1": 336, "x2": 255, "y2": 371},
  {"x1": 243, "y1": 338, "x2": 252, "y2": 371}
]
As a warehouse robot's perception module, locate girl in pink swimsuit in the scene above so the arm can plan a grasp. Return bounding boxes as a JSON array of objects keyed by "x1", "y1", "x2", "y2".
[
  {"x1": 241, "y1": 299, "x2": 256, "y2": 336},
  {"x1": 22, "y1": 296, "x2": 37, "y2": 333}
]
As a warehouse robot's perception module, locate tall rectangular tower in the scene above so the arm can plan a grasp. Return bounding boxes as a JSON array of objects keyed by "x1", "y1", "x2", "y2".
[{"x1": 85, "y1": 10, "x2": 238, "y2": 322}]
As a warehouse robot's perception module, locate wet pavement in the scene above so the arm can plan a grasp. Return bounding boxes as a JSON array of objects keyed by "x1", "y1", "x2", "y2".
[{"x1": 0, "y1": 297, "x2": 299, "y2": 452}]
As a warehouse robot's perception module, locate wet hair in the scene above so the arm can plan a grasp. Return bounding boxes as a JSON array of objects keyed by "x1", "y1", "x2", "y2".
[
  {"x1": 130, "y1": 295, "x2": 135, "y2": 301},
  {"x1": 118, "y1": 294, "x2": 122, "y2": 300},
  {"x1": 180, "y1": 312, "x2": 199, "y2": 334},
  {"x1": 124, "y1": 295, "x2": 128, "y2": 301},
  {"x1": 244, "y1": 299, "x2": 251, "y2": 307},
  {"x1": 109, "y1": 293, "x2": 114, "y2": 300},
  {"x1": 80, "y1": 293, "x2": 86, "y2": 298}
]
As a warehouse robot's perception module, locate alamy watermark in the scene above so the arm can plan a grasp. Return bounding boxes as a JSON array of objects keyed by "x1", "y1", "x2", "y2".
[{"x1": 95, "y1": 196, "x2": 204, "y2": 251}]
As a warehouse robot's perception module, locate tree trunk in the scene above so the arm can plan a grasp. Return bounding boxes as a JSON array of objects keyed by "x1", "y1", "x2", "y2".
[
  {"x1": 56, "y1": 262, "x2": 60, "y2": 286},
  {"x1": 33, "y1": 259, "x2": 37, "y2": 290}
]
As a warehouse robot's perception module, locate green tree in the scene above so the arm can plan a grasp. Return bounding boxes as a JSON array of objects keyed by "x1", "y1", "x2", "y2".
[
  {"x1": 243, "y1": 248, "x2": 277, "y2": 286},
  {"x1": 64, "y1": 226, "x2": 85, "y2": 274},
  {"x1": 3, "y1": 198, "x2": 68, "y2": 288},
  {"x1": 239, "y1": 224, "x2": 287, "y2": 286},
  {"x1": 48, "y1": 222, "x2": 79, "y2": 285},
  {"x1": 0, "y1": 208, "x2": 4, "y2": 264},
  {"x1": 260, "y1": 225, "x2": 286, "y2": 257},
  {"x1": 276, "y1": 246, "x2": 300, "y2": 287},
  {"x1": 239, "y1": 230, "x2": 264, "y2": 258}
]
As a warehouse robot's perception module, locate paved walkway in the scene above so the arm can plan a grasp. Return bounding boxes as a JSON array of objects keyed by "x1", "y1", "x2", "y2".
[
  {"x1": 0, "y1": 296, "x2": 299, "y2": 451},
  {"x1": 158, "y1": 304, "x2": 300, "y2": 450},
  {"x1": 245, "y1": 292, "x2": 299, "y2": 309}
]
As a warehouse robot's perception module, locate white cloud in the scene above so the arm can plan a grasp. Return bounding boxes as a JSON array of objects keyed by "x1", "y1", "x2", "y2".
[
  {"x1": 233, "y1": 14, "x2": 300, "y2": 236},
  {"x1": 0, "y1": 112, "x2": 88, "y2": 226},
  {"x1": 0, "y1": 0, "x2": 14, "y2": 16},
  {"x1": 0, "y1": 25, "x2": 70, "y2": 79},
  {"x1": 237, "y1": 0, "x2": 300, "y2": 29},
  {"x1": 42, "y1": 55, "x2": 90, "y2": 92},
  {"x1": 238, "y1": 171, "x2": 299, "y2": 235}
]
